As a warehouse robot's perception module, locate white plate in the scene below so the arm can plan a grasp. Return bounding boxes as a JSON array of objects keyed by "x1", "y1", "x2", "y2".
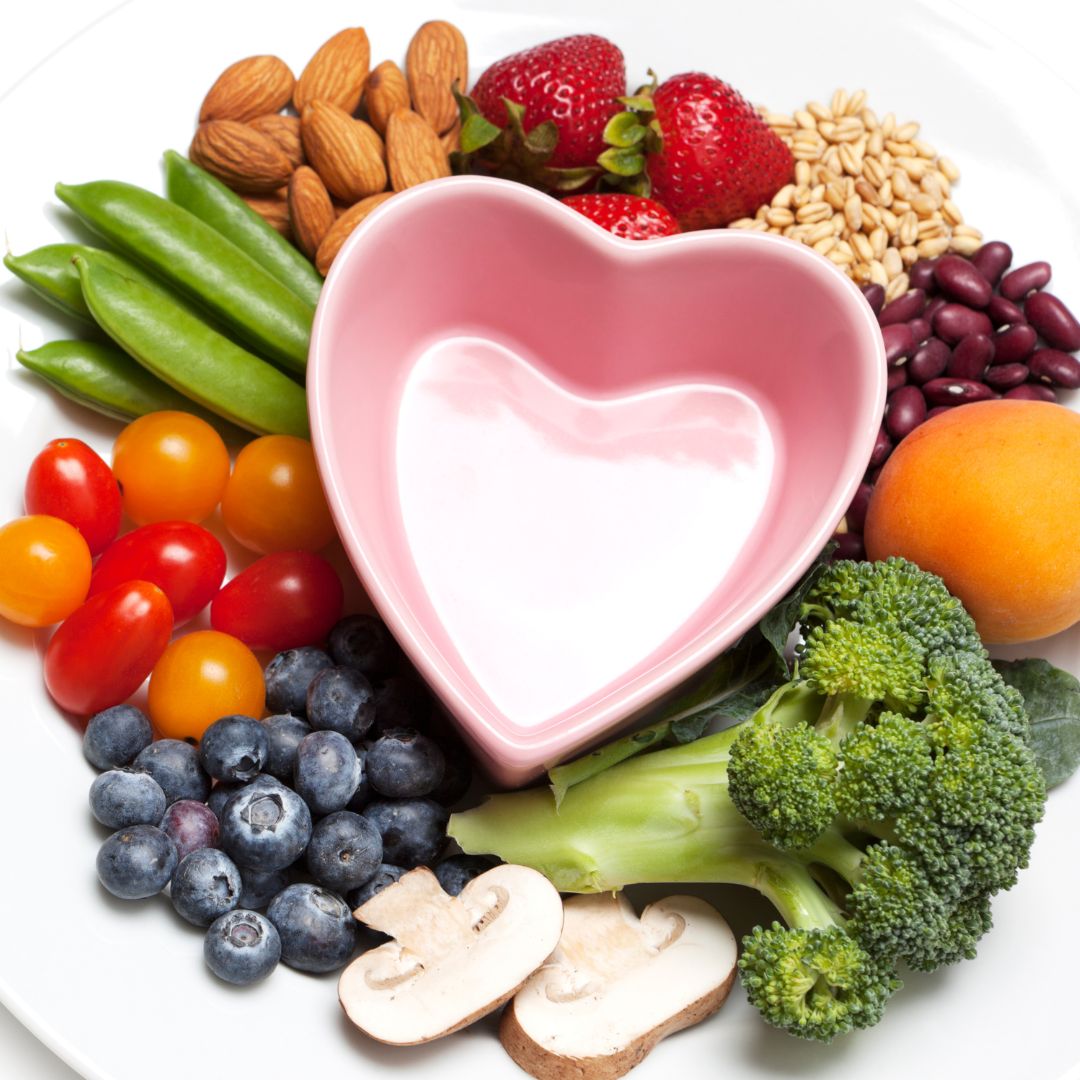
[{"x1": 1, "y1": 2, "x2": 1079, "y2": 1078}]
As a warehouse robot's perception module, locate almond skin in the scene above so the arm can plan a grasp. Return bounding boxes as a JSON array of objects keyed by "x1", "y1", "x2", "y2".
[
  {"x1": 301, "y1": 101, "x2": 387, "y2": 203},
  {"x1": 386, "y1": 109, "x2": 452, "y2": 192},
  {"x1": 439, "y1": 119, "x2": 462, "y2": 155},
  {"x1": 248, "y1": 113, "x2": 305, "y2": 169},
  {"x1": 294, "y1": 27, "x2": 370, "y2": 115},
  {"x1": 199, "y1": 55, "x2": 295, "y2": 123},
  {"x1": 242, "y1": 191, "x2": 291, "y2": 237},
  {"x1": 364, "y1": 60, "x2": 411, "y2": 136},
  {"x1": 288, "y1": 166, "x2": 336, "y2": 260},
  {"x1": 315, "y1": 192, "x2": 394, "y2": 276},
  {"x1": 189, "y1": 120, "x2": 294, "y2": 193},
  {"x1": 406, "y1": 21, "x2": 468, "y2": 134}
]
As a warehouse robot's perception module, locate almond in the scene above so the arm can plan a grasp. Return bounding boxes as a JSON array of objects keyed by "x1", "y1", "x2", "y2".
[
  {"x1": 199, "y1": 55, "x2": 295, "y2": 123},
  {"x1": 386, "y1": 109, "x2": 452, "y2": 192},
  {"x1": 439, "y1": 119, "x2": 462, "y2": 156},
  {"x1": 189, "y1": 120, "x2": 294, "y2": 193},
  {"x1": 406, "y1": 21, "x2": 468, "y2": 134},
  {"x1": 294, "y1": 27, "x2": 370, "y2": 115},
  {"x1": 315, "y1": 193, "x2": 394, "y2": 276},
  {"x1": 242, "y1": 190, "x2": 291, "y2": 237},
  {"x1": 301, "y1": 101, "x2": 387, "y2": 203},
  {"x1": 364, "y1": 60, "x2": 410, "y2": 136},
  {"x1": 248, "y1": 113, "x2": 305, "y2": 169},
  {"x1": 288, "y1": 166, "x2": 336, "y2": 260}
]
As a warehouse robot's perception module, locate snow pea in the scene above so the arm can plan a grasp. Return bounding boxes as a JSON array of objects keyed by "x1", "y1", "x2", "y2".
[
  {"x1": 56, "y1": 180, "x2": 313, "y2": 374},
  {"x1": 163, "y1": 151, "x2": 323, "y2": 308},
  {"x1": 74, "y1": 256, "x2": 308, "y2": 438}
]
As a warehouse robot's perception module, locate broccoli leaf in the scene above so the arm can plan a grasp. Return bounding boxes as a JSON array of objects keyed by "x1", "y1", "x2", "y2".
[
  {"x1": 759, "y1": 543, "x2": 836, "y2": 670},
  {"x1": 994, "y1": 658, "x2": 1080, "y2": 789}
]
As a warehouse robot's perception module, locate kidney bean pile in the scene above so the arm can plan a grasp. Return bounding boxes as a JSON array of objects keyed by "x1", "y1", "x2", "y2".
[{"x1": 836, "y1": 241, "x2": 1080, "y2": 559}]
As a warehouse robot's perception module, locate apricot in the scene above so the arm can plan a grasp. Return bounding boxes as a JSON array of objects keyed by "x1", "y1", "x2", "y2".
[{"x1": 864, "y1": 399, "x2": 1080, "y2": 644}]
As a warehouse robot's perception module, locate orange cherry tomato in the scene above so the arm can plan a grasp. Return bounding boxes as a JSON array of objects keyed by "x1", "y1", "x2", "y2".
[
  {"x1": 0, "y1": 515, "x2": 92, "y2": 627},
  {"x1": 220, "y1": 435, "x2": 336, "y2": 554},
  {"x1": 112, "y1": 411, "x2": 230, "y2": 525},
  {"x1": 148, "y1": 630, "x2": 266, "y2": 741}
]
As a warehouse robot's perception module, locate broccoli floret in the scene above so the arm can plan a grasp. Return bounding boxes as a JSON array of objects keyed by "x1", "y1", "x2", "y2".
[{"x1": 448, "y1": 558, "x2": 1048, "y2": 1044}]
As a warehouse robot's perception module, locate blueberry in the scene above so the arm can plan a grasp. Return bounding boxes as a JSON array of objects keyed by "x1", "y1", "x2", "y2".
[
  {"x1": 264, "y1": 647, "x2": 333, "y2": 716},
  {"x1": 366, "y1": 728, "x2": 445, "y2": 798},
  {"x1": 97, "y1": 824, "x2": 178, "y2": 900},
  {"x1": 361, "y1": 798, "x2": 448, "y2": 869},
  {"x1": 346, "y1": 748, "x2": 371, "y2": 812},
  {"x1": 266, "y1": 883, "x2": 358, "y2": 973},
  {"x1": 371, "y1": 675, "x2": 432, "y2": 735},
  {"x1": 159, "y1": 800, "x2": 220, "y2": 862},
  {"x1": 305, "y1": 811, "x2": 383, "y2": 893},
  {"x1": 293, "y1": 730, "x2": 361, "y2": 816},
  {"x1": 262, "y1": 713, "x2": 312, "y2": 783},
  {"x1": 207, "y1": 780, "x2": 246, "y2": 820},
  {"x1": 327, "y1": 614, "x2": 396, "y2": 679},
  {"x1": 220, "y1": 783, "x2": 312, "y2": 872},
  {"x1": 346, "y1": 862, "x2": 405, "y2": 910},
  {"x1": 239, "y1": 866, "x2": 290, "y2": 910},
  {"x1": 433, "y1": 854, "x2": 498, "y2": 896},
  {"x1": 204, "y1": 909, "x2": 281, "y2": 985},
  {"x1": 89, "y1": 769, "x2": 166, "y2": 829},
  {"x1": 171, "y1": 848, "x2": 242, "y2": 926},
  {"x1": 430, "y1": 739, "x2": 473, "y2": 807},
  {"x1": 83, "y1": 705, "x2": 153, "y2": 770},
  {"x1": 306, "y1": 666, "x2": 375, "y2": 742},
  {"x1": 134, "y1": 740, "x2": 211, "y2": 806},
  {"x1": 198, "y1": 715, "x2": 270, "y2": 782}
]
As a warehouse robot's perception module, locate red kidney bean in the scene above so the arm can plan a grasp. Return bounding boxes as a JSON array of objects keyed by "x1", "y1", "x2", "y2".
[
  {"x1": 947, "y1": 333, "x2": 995, "y2": 380},
  {"x1": 878, "y1": 288, "x2": 926, "y2": 326},
  {"x1": 882, "y1": 321, "x2": 916, "y2": 365},
  {"x1": 1000, "y1": 260, "x2": 1051, "y2": 301},
  {"x1": 832, "y1": 531, "x2": 865, "y2": 560},
  {"x1": 845, "y1": 482, "x2": 873, "y2": 533},
  {"x1": 860, "y1": 282, "x2": 886, "y2": 315},
  {"x1": 984, "y1": 362, "x2": 1030, "y2": 391},
  {"x1": 907, "y1": 317, "x2": 931, "y2": 345},
  {"x1": 986, "y1": 294, "x2": 1026, "y2": 328},
  {"x1": 886, "y1": 384, "x2": 927, "y2": 439},
  {"x1": 921, "y1": 378, "x2": 995, "y2": 406},
  {"x1": 991, "y1": 322, "x2": 1037, "y2": 365},
  {"x1": 934, "y1": 254, "x2": 992, "y2": 308},
  {"x1": 1004, "y1": 383, "x2": 1057, "y2": 402},
  {"x1": 1028, "y1": 348, "x2": 1080, "y2": 389},
  {"x1": 926, "y1": 405, "x2": 953, "y2": 420},
  {"x1": 907, "y1": 338, "x2": 951, "y2": 384},
  {"x1": 1024, "y1": 291, "x2": 1080, "y2": 351},
  {"x1": 887, "y1": 367, "x2": 908, "y2": 392},
  {"x1": 933, "y1": 303, "x2": 993, "y2": 343},
  {"x1": 923, "y1": 296, "x2": 947, "y2": 324},
  {"x1": 970, "y1": 241, "x2": 1012, "y2": 286},
  {"x1": 869, "y1": 425, "x2": 892, "y2": 468},
  {"x1": 908, "y1": 259, "x2": 938, "y2": 293}
]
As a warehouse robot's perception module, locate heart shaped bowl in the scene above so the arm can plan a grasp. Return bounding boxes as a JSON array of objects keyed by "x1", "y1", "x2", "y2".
[{"x1": 309, "y1": 176, "x2": 885, "y2": 788}]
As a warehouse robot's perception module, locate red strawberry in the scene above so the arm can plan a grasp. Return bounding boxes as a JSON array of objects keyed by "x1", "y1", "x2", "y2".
[
  {"x1": 562, "y1": 193, "x2": 679, "y2": 240},
  {"x1": 471, "y1": 34, "x2": 626, "y2": 169}
]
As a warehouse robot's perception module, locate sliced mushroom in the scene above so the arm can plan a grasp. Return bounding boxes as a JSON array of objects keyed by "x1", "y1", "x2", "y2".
[
  {"x1": 501, "y1": 892, "x2": 737, "y2": 1080},
  {"x1": 338, "y1": 864, "x2": 564, "y2": 1045}
]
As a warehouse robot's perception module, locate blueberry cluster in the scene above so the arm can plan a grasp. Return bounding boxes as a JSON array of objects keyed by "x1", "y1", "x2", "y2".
[{"x1": 84, "y1": 615, "x2": 495, "y2": 986}]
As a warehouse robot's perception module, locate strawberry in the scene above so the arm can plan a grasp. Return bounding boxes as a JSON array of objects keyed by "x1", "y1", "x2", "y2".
[
  {"x1": 600, "y1": 72, "x2": 794, "y2": 231},
  {"x1": 562, "y1": 193, "x2": 679, "y2": 240}
]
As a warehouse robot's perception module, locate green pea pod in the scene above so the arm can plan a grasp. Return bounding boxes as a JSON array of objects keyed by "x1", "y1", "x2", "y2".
[
  {"x1": 73, "y1": 255, "x2": 309, "y2": 438},
  {"x1": 15, "y1": 339, "x2": 244, "y2": 439},
  {"x1": 163, "y1": 150, "x2": 323, "y2": 308},
  {"x1": 56, "y1": 180, "x2": 313, "y2": 374}
]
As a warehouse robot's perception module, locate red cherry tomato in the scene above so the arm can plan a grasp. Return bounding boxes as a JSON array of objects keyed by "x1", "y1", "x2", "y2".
[
  {"x1": 24, "y1": 438, "x2": 122, "y2": 556},
  {"x1": 44, "y1": 580, "x2": 174, "y2": 716},
  {"x1": 88, "y1": 521, "x2": 227, "y2": 624},
  {"x1": 210, "y1": 550, "x2": 343, "y2": 651}
]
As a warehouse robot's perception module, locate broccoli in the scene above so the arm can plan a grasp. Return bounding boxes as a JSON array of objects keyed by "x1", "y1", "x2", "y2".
[{"x1": 448, "y1": 557, "x2": 1047, "y2": 1043}]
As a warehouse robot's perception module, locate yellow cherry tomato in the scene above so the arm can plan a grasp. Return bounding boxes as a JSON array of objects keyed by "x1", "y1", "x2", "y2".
[
  {"x1": 0, "y1": 515, "x2": 92, "y2": 627},
  {"x1": 113, "y1": 411, "x2": 230, "y2": 525},
  {"x1": 221, "y1": 435, "x2": 336, "y2": 554},
  {"x1": 148, "y1": 630, "x2": 265, "y2": 741}
]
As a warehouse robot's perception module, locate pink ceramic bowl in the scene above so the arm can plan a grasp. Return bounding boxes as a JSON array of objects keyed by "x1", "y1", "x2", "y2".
[{"x1": 309, "y1": 176, "x2": 886, "y2": 788}]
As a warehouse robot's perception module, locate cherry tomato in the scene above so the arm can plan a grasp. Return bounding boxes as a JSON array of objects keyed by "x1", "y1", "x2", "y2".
[
  {"x1": 88, "y1": 521, "x2": 227, "y2": 624},
  {"x1": 0, "y1": 515, "x2": 92, "y2": 627},
  {"x1": 211, "y1": 550, "x2": 344, "y2": 651},
  {"x1": 112, "y1": 411, "x2": 230, "y2": 525},
  {"x1": 148, "y1": 630, "x2": 265, "y2": 741},
  {"x1": 24, "y1": 438, "x2": 122, "y2": 556},
  {"x1": 221, "y1": 435, "x2": 336, "y2": 554},
  {"x1": 44, "y1": 580, "x2": 173, "y2": 715}
]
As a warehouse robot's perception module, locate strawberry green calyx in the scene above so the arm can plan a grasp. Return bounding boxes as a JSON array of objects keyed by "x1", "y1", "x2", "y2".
[{"x1": 598, "y1": 74, "x2": 662, "y2": 196}]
